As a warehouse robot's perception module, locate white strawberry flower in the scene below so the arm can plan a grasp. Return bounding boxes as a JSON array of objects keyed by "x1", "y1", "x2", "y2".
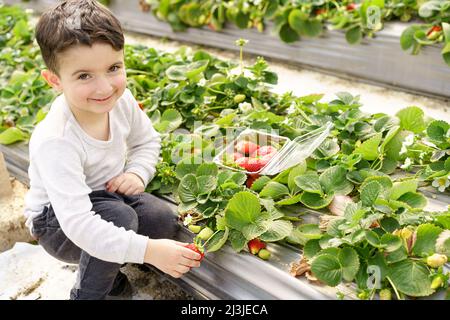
[
  {"x1": 239, "y1": 102, "x2": 253, "y2": 114},
  {"x1": 400, "y1": 157, "x2": 412, "y2": 171},
  {"x1": 432, "y1": 175, "x2": 450, "y2": 192},
  {"x1": 400, "y1": 144, "x2": 408, "y2": 155},
  {"x1": 197, "y1": 78, "x2": 206, "y2": 86},
  {"x1": 183, "y1": 214, "x2": 192, "y2": 226},
  {"x1": 404, "y1": 134, "x2": 414, "y2": 146}
]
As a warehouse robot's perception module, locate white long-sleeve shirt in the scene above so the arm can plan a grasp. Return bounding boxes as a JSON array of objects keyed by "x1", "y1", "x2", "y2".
[{"x1": 23, "y1": 88, "x2": 161, "y2": 264}]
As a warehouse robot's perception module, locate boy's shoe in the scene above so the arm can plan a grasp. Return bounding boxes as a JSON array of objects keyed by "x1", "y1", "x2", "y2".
[{"x1": 105, "y1": 271, "x2": 133, "y2": 300}]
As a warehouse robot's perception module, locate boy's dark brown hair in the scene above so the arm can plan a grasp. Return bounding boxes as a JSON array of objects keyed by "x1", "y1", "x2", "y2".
[{"x1": 35, "y1": 0, "x2": 124, "y2": 75}]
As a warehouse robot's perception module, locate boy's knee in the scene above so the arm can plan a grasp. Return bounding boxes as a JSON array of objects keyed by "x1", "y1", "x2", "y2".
[
  {"x1": 109, "y1": 206, "x2": 138, "y2": 232},
  {"x1": 138, "y1": 193, "x2": 179, "y2": 239}
]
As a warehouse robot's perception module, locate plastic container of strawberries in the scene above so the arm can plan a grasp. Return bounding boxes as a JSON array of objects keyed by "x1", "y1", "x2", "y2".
[{"x1": 213, "y1": 122, "x2": 333, "y2": 176}]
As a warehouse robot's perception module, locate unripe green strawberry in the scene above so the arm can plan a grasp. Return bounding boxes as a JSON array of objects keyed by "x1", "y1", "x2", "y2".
[
  {"x1": 198, "y1": 227, "x2": 214, "y2": 241},
  {"x1": 233, "y1": 94, "x2": 246, "y2": 104},
  {"x1": 431, "y1": 276, "x2": 444, "y2": 290},
  {"x1": 357, "y1": 291, "x2": 369, "y2": 300},
  {"x1": 379, "y1": 288, "x2": 392, "y2": 300},
  {"x1": 426, "y1": 253, "x2": 448, "y2": 268},
  {"x1": 188, "y1": 225, "x2": 202, "y2": 233},
  {"x1": 258, "y1": 248, "x2": 271, "y2": 260}
]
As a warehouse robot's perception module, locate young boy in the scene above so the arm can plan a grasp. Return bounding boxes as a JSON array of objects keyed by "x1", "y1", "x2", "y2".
[{"x1": 23, "y1": 0, "x2": 201, "y2": 300}]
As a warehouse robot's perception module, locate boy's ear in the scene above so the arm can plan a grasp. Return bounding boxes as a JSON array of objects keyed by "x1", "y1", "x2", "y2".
[{"x1": 41, "y1": 69, "x2": 63, "y2": 92}]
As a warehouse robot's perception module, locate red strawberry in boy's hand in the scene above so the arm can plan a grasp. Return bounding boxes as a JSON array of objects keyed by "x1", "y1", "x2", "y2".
[
  {"x1": 248, "y1": 238, "x2": 266, "y2": 255},
  {"x1": 236, "y1": 141, "x2": 259, "y2": 155},
  {"x1": 184, "y1": 243, "x2": 204, "y2": 261}
]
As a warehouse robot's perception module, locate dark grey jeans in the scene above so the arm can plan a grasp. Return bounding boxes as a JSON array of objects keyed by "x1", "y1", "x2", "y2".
[{"x1": 31, "y1": 190, "x2": 179, "y2": 300}]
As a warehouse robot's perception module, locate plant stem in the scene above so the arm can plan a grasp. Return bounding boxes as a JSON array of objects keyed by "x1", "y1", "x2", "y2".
[{"x1": 386, "y1": 276, "x2": 403, "y2": 300}]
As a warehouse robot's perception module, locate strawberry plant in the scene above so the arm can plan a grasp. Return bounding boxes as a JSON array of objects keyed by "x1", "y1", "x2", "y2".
[{"x1": 141, "y1": 0, "x2": 450, "y2": 66}]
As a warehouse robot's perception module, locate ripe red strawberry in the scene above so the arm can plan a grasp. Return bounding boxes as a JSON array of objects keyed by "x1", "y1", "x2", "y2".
[
  {"x1": 427, "y1": 25, "x2": 442, "y2": 35},
  {"x1": 244, "y1": 158, "x2": 264, "y2": 172},
  {"x1": 138, "y1": 102, "x2": 145, "y2": 110},
  {"x1": 248, "y1": 238, "x2": 266, "y2": 255},
  {"x1": 184, "y1": 243, "x2": 204, "y2": 261},
  {"x1": 251, "y1": 145, "x2": 277, "y2": 157},
  {"x1": 235, "y1": 141, "x2": 259, "y2": 155},
  {"x1": 246, "y1": 174, "x2": 260, "y2": 188},
  {"x1": 346, "y1": 3, "x2": 356, "y2": 11},
  {"x1": 235, "y1": 157, "x2": 249, "y2": 169}
]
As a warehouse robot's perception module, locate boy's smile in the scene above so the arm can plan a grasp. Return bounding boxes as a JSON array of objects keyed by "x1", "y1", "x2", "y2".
[{"x1": 41, "y1": 42, "x2": 127, "y2": 123}]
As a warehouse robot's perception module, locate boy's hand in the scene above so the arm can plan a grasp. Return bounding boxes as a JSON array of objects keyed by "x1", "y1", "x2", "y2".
[
  {"x1": 144, "y1": 239, "x2": 202, "y2": 278},
  {"x1": 106, "y1": 172, "x2": 145, "y2": 195}
]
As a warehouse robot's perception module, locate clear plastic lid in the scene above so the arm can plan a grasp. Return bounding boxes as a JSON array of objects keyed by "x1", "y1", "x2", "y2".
[
  {"x1": 259, "y1": 122, "x2": 334, "y2": 175},
  {"x1": 213, "y1": 122, "x2": 333, "y2": 176}
]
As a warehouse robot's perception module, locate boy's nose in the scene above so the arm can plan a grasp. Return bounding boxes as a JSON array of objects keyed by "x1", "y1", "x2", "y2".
[{"x1": 95, "y1": 76, "x2": 113, "y2": 94}]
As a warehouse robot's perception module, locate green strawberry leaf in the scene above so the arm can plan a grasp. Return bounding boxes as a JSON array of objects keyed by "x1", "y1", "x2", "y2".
[
  {"x1": 300, "y1": 192, "x2": 334, "y2": 209},
  {"x1": 250, "y1": 176, "x2": 272, "y2": 192},
  {"x1": 205, "y1": 227, "x2": 229, "y2": 252},
  {"x1": 288, "y1": 162, "x2": 307, "y2": 194},
  {"x1": 338, "y1": 247, "x2": 360, "y2": 282},
  {"x1": 303, "y1": 239, "x2": 322, "y2": 259},
  {"x1": 353, "y1": 133, "x2": 383, "y2": 161},
  {"x1": 380, "y1": 233, "x2": 403, "y2": 252},
  {"x1": 311, "y1": 254, "x2": 343, "y2": 287},
  {"x1": 259, "y1": 181, "x2": 290, "y2": 200},
  {"x1": 427, "y1": 120, "x2": 449, "y2": 143},
  {"x1": 178, "y1": 174, "x2": 198, "y2": 203},
  {"x1": 0, "y1": 127, "x2": 29, "y2": 145},
  {"x1": 225, "y1": 191, "x2": 262, "y2": 232},
  {"x1": 196, "y1": 163, "x2": 218, "y2": 177},
  {"x1": 412, "y1": 223, "x2": 443, "y2": 257},
  {"x1": 295, "y1": 172, "x2": 323, "y2": 195},
  {"x1": 396, "y1": 106, "x2": 426, "y2": 134},
  {"x1": 397, "y1": 192, "x2": 427, "y2": 209},
  {"x1": 259, "y1": 220, "x2": 293, "y2": 242},
  {"x1": 229, "y1": 229, "x2": 247, "y2": 252},
  {"x1": 360, "y1": 180, "x2": 382, "y2": 207},
  {"x1": 319, "y1": 166, "x2": 353, "y2": 195},
  {"x1": 389, "y1": 179, "x2": 418, "y2": 200},
  {"x1": 388, "y1": 260, "x2": 434, "y2": 297}
]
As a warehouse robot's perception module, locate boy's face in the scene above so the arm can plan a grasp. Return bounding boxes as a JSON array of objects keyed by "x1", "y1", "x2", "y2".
[{"x1": 42, "y1": 42, "x2": 127, "y2": 116}]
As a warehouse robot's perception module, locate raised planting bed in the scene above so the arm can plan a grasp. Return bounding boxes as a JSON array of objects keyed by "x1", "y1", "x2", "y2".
[
  {"x1": 2, "y1": 142, "x2": 449, "y2": 300},
  {"x1": 5, "y1": 0, "x2": 450, "y2": 99}
]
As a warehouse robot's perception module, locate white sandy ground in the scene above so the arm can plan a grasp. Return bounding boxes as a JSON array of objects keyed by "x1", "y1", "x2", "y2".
[{"x1": 0, "y1": 30, "x2": 449, "y2": 300}]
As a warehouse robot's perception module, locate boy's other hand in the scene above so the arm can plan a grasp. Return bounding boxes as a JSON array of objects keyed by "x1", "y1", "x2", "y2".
[
  {"x1": 106, "y1": 172, "x2": 145, "y2": 195},
  {"x1": 144, "y1": 239, "x2": 202, "y2": 278}
]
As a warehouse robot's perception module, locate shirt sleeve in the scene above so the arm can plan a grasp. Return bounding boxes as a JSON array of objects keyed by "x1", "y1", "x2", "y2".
[
  {"x1": 123, "y1": 90, "x2": 161, "y2": 186},
  {"x1": 33, "y1": 138, "x2": 149, "y2": 264}
]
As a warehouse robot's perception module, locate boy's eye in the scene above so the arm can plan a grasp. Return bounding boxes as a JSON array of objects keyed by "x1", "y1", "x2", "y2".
[
  {"x1": 109, "y1": 65, "x2": 120, "y2": 72},
  {"x1": 78, "y1": 73, "x2": 90, "y2": 80}
]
